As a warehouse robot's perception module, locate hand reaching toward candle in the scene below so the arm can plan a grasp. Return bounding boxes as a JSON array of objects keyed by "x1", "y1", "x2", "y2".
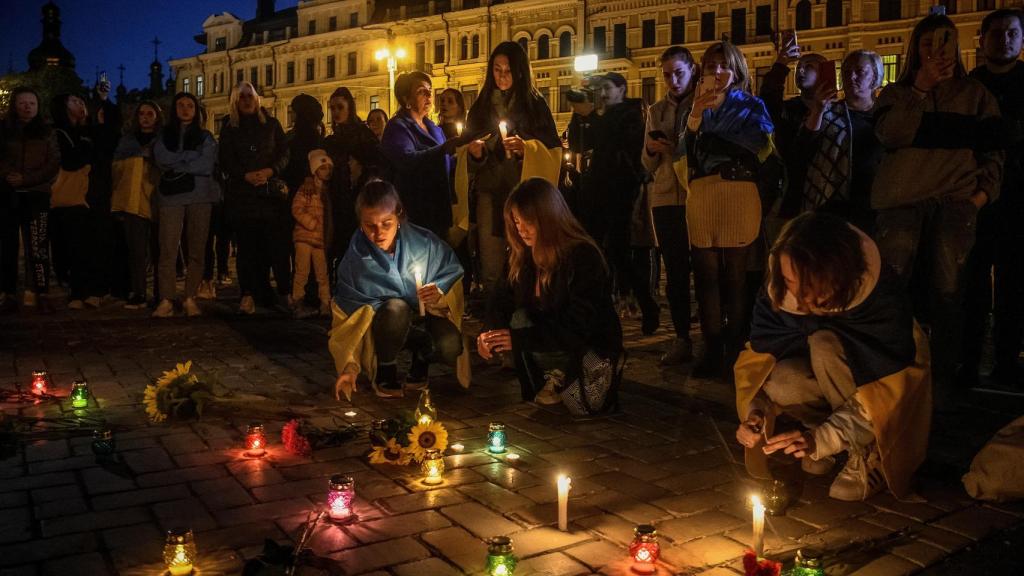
[
  {"x1": 416, "y1": 283, "x2": 443, "y2": 309},
  {"x1": 763, "y1": 430, "x2": 815, "y2": 459},
  {"x1": 502, "y1": 135, "x2": 525, "y2": 158},
  {"x1": 736, "y1": 409, "x2": 765, "y2": 449},
  {"x1": 477, "y1": 329, "x2": 512, "y2": 359},
  {"x1": 468, "y1": 139, "x2": 486, "y2": 159}
]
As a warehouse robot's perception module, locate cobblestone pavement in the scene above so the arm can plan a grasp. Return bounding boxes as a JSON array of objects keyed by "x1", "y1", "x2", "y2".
[{"x1": 1, "y1": 294, "x2": 1022, "y2": 575}]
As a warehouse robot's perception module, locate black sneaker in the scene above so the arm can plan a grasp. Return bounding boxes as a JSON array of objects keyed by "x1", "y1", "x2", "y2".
[
  {"x1": 374, "y1": 364, "x2": 404, "y2": 398},
  {"x1": 405, "y1": 356, "x2": 429, "y2": 391}
]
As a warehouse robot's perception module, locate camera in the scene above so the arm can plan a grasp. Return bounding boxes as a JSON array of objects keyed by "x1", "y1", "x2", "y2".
[{"x1": 566, "y1": 76, "x2": 598, "y2": 104}]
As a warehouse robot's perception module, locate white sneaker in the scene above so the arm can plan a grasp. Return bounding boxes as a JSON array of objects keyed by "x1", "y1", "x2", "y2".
[
  {"x1": 239, "y1": 296, "x2": 256, "y2": 315},
  {"x1": 68, "y1": 299, "x2": 85, "y2": 310},
  {"x1": 84, "y1": 296, "x2": 102, "y2": 308},
  {"x1": 152, "y1": 299, "x2": 175, "y2": 318},
  {"x1": 183, "y1": 298, "x2": 202, "y2": 317},
  {"x1": 802, "y1": 455, "x2": 836, "y2": 476},
  {"x1": 534, "y1": 370, "x2": 564, "y2": 405},
  {"x1": 196, "y1": 281, "x2": 216, "y2": 300},
  {"x1": 23, "y1": 291, "x2": 37, "y2": 307},
  {"x1": 829, "y1": 447, "x2": 885, "y2": 501}
]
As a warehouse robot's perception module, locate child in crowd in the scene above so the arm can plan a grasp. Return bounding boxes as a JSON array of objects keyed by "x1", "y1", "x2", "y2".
[{"x1": 292, "y1": 149, "x2": 332, "y2": 316}]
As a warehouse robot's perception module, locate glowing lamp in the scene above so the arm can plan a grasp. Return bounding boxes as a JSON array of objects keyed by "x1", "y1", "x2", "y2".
[
  {"x1": 421, "y1": 448, "x2": 445, "y2": 485},
  {"x1": 31, "y1": 370, "x2": 50, "y2": 395},
  {"x1": 762, "y1": 479, "x2": 792, "y2": 516},
  {"x1": 327, "y1": 475, "x2": 355, "y2": 520},
  {"x1": 369, "y1": 419, "x2": 388, "y2": 446},
  {"x1": 245, "y1": 423, "x2": 267, "y2": 457},
  {"x1": 163, "y1": 527, "x2": 196, "y2": 575},
  {"x1": 629, "y1": 524, "x2": 660, "y2": 574},
  {"x1": 487, "y1": 422, "x2": 507, "y2": 454},
  {"x1": 573, "y1": 54, "x2": 599, "y2": 73},
  {"x1": 414, "y1": 388, "x2": 437, "y2": 425},
  {"x1": 485, "y1": 536, "x2": 516, "y2": 576},
  {"x1": 70, "y1": 379, "x2": 89, "y2": 408},
  {"x1": 91, "y1": 428, "x2": 116, "y2": 457}
]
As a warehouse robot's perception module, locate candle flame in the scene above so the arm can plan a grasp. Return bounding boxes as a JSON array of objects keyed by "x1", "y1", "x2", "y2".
[{"x1": 451, "y1": 443, "x2": 465, "y2": 452}]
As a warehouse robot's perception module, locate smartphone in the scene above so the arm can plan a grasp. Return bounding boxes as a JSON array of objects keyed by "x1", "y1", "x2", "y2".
[
  {"x1": 817, "y1": 60, "x2": 837, "y2": 92},
  {"x1": 932, "y1": 28, "x2": 956, "y2": 60},
  {"x1": 779, "y1": 29, "x2": 800, "y2": 58},
  {"x1": 929, "y1": 5, "x2": 946, "y2": 16},
  {"x1": 648, "y1": 130, "x2": 668, "y2": 141},
  {"x1": 697, "y1": 74, "x2": 720, "y2": 100}
]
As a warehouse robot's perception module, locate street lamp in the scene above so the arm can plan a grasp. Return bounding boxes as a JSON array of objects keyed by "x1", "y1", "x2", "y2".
[
  {"x1": 573, "y1": 54, "x2": 599, "y2": 73},
  {"x1": 375, "y1": 46, "x2": 407, "y2": 115}
]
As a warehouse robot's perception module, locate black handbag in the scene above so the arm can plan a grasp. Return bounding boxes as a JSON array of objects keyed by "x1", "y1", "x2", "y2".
[{"x1": 160, "y1": 170, "x2": 195, "y2": 196}]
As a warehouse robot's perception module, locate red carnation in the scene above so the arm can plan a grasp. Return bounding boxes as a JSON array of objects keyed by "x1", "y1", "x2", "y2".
[
  {"x1": 282, "y1": 419, "x2": 312, "y2": 457},
  {"x1": 743, "y1": 550, "x2": 781, "y2": 576}
]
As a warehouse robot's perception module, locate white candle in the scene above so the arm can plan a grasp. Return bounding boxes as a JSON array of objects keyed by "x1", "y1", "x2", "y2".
[
  {"x1": 557, "y1": 475, "x2": 571, "y2": 531},
  {"x1": 450, "y1": 443, "x2": 464, "y2": 452},
  {"x1": 344, "y1": 411, "x2": 357, "y2": 417},
  {"x1": 455, "y1": 121, "x2": 464, "y2": 136},
  {"x1": 751, "y1": 495, "x2": 765, "y2": 558},
  {"x1": 499, "y1": 120, "x2": 511, "y2": 159},
  {"x1": 413, "y1": 265, "x2": 425, "y2": 316},
  {"x1": 506, "y1": 453, "x2": 520, "y2": 461}
]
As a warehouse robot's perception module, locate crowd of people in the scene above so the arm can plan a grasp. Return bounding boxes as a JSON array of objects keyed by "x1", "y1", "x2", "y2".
[{"x1": 1, "y1": 10, "x2": 1022, "y2": 502}]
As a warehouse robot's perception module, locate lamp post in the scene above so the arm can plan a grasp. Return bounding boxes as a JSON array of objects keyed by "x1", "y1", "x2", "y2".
[{"x1": 375, "y1": 46, "x2": 407, "y2": 115}]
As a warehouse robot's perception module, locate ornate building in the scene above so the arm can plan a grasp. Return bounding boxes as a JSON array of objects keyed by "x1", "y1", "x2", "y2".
[{"x1": 170, "y1": 0, "x2": 1023, "y2": 134}]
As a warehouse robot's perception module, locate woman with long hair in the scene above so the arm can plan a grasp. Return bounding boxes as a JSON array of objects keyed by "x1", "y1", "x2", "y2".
[
  {"x1": 218, "y1": 82, "x2": 291, "y2": 314},
  {"x1": 152, "y1": 92, "x2": 218, "y2": 318},
  {"x1": 330, "y1": 180, "x2": 466, "y2": 399},
  {"x1": 0, "y1": 87, "x2": 59, "y2": 313},
  {"x1": 325, "y1": 87, "x2": 386, "y2": 263},
  {"x1": 460, "y1": 41, "x2": 561, "y2": 300},
  {"x1": 684, "y1": 41, "x2": 775, "y2": 379},
  {"x1": 872, "y1": 14, "x2": 1002, "y2": 391},
  {"x1": 437, "y1": 88, "x2": 467, "y2": 140},
  {"x1": 366, "y1": 108, "x2": 388, "y2": 142},
  {"x1": 110, "y1": 100, "x2": 162, "y2": 309},
  {"x1": 479, "y1": 178, "x2": 622, "y2": 408},
  {"x1": 282, "y1": 93, "x2": 325, "y2": 196}
]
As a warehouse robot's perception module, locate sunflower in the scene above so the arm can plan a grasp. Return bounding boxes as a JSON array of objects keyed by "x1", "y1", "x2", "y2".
[
  {"x1": 143, "y1": 384, "x2": 166, "y2": 423},
  {"x1": 369, "y1": 438, "x2": 412, "y2": 465},
  {"x1": 406, "y1": 421, "x2": 448, "y2": 462},
  {"x1": 155, "y1": 361, "x2": 196, "y2": 389}
]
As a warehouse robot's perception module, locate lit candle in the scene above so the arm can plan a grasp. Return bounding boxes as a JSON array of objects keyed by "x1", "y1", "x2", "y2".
[
  {"x1": 506, "y1": 453, "x2": 520, "y2": 461},
  {"x1": 629, "y1": 524, "x2": 660, "y2": 574},
  {"x1": 751, "y1": 495, "x2": 765, "y2": 558},
  {"x1": 413, "y1": 265, "x2": 425, "y2": 316},
  {"x1": 421, "y1": 448, "x2": 445, "y2": 485},
  {"x1": 91, "y1": 428, "x2": 116, "y2": 458},
  {"x1": 31, "y1": 370, "x2": 49, "y2": 395},
  {"x1": 327, "y1": 475, "x2": 355, "y2": 520},
  {"x1": 163, "y1": 527, "x2": 196, "y2": 576},
  {"x1": 487, "y1": 422, "x2": 507, "y2": 454},
  {"x1": 557, "y1": 475, "x2": 571, "y2": 532},
  {"x1": 486, "y1": 536, "x2": 517, "y2": 576},
  {"x1": 70, "y1": 379, "x2": 89, "y2": 409},
  {"x1": 450, "y1": 443, "x2": 465, "y2": 452},
  {"x1": 563, "y1": 152, "x2": 571, "y2": 163},
  {"x1": 245, "y1": 423, "x2": 266, "y2": 458},
  {"x1": 344, "y1": 411, "x2": 357, "y2": 417},
  {"x1": 414, "y1": 388, "x2": 437, "y2": 425},
  {"x1": 498, "y1": 120, "x2": 511, "y2": 158},
  {"x1": 455, "y1": 121, "x2": 464, "y2": 136}
]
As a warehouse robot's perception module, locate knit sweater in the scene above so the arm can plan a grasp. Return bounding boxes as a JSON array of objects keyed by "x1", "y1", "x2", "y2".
[
  {"x1": 642, "y1": 92, "x2": 692, "y2": 208},
  {"x1": 871, "y1": 77, "x2": 1003, "y2": 210}
]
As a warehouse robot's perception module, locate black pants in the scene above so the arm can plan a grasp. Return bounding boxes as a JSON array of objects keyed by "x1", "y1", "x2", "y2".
[
  {"x1": 122, "y1": 213, "x2": 151, "y2": 300},
  {"x1": 652, "y1": 206, "x2": 692, "y2": 339},
  {"x1": 50, "y1": 206, "x2": 106, "y2": 300},
  {"x1": 234, "y1": 203, "x2": 292, "y2": 303},
  {"x1": 371, "y1": 298, "x2": 462, "y2": 367},
  {"x1": 1, "y1": 194, "x2": 51, "y2": 295},
  {"x1": 203, "y1": 202, "x2": 231, "y2": 281},
  {"x1": 0, "y1": 198, "x2": 16, "y2": 295},
  {"x1": 692, "y1": 246, "x2": 751, "y2": 363},
  {"x1": 509, "y1": 308, "x2": 577, "y2": 401}
]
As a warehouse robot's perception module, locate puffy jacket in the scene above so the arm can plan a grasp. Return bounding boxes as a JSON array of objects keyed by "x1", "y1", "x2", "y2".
[
  {"x1": 0, "y1": 120, "x2": 60, "y2": 198},
  {"x1": 292, "y1": 176, "x2": 326, "y2": 248}
]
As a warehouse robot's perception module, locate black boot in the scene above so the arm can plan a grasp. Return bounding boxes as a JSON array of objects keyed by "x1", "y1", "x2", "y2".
[
  {"x1": 692, "y1": 336, "x2": 724, "y2": 380},
  {"x1": 374, "y1": 362, "x2": 403, "y2": 398}
]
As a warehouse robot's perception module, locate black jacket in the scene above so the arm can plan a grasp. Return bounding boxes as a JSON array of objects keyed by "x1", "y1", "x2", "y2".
[
  {"x1": 324, "y1": 121, "x2": 387, "y2": 258},
  {"x1": 218, "y1": 111, "x2": 289, "y2": 215},
  {"x1": 971, "y1": 62, "x2": 1024, "y2": 212},
  {"x1": 760, "y1": 63, "x2": 813, "y2": 216}
]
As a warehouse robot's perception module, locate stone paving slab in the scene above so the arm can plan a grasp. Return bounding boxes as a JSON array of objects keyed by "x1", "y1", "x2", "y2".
[{"x1": 1, "y1": 303, "x2": 1022, "y2": 575}]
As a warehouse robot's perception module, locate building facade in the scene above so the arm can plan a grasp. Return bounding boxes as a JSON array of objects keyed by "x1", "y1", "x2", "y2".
[{"x1": 170, "y1": 0, "x2": 1024, "y2": 134}]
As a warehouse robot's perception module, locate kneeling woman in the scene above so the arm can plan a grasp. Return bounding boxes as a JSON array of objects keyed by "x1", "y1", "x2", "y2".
[
  {"x1": 734, "y1": 212, "x2": 931, "y2": 502},
  {"x1": 330, "y1": 180, "x2": 467, "y2": 399},
  {"x1": 479, "y1": 178, "x2": 623, "y2": 411}
]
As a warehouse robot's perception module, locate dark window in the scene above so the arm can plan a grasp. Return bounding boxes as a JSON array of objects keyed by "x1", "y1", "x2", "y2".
[
  {"x1": 879, "y1": 0, "x2": 900, "y2": 22},
  {"x1": 559, "y1": 31, "x2": 572, "y2": 57},
  {"x1": 641, "y1": 77, "x2": 656, "y2": 106},
  {"x1": 939, "y1": 0, "x2": 957, "y2": 14},
  {"x1": 700, "y1": 12, "x2": 715, "y2": 42},
  {"x1": 416, "y1": 42, "x2": 425, "y2": 70},
  {"x1": 308, "y1": 20, "x2": 316, "y2": 35},
  {"x1": 671, "y1": 16, "x2": 685, "y2": 44},
  {"x1": 305, "y1": 58, "x2": 314, "y2": 81},
  {"x1": 434, "y1": 40, "x2": 445, "y2": 64},
  {"x1": 593, "y1": 26, "x2": 606, "y2": 54},
  {"x1": 236, "y1": 69, "x2": 244, "y2": 85},
  {"x1": 347, "y1": 52, "x2": 357, "y2": 76},
  {"x1": 642, "y1": 19, "x2": 656, "y2": 48},
  {"x1": 265, "y1": 64, "x2": 273, "y2": 86},
  {"x1": 977, "y1": 0, "x2": 994, "y2": 9},
  {"x1": 731, "y1": 9, "x2": 746, "y2": 45},
  {"x1": 286, "y1": 62, "x2": 295, "y2": 84},
  {"x1": 327, "y1": 55, "x2": 336, "y2": 78},
  {"x1": 538, "y1": 35, "x2": 550, "y2": 60},
  {"x1": 559, "y1": 84, "x2": 570, "y2": 113},
  {"x1": 463, "y1": 87, "x2": 478, "y2": 110},
  {"x1": 518, "y1": 37, "x2": 529, "y2": 56},
  {"x1": 250, "y1": 66, "x2": 258, "y2": 86},
  {"x1": 613, "y1": 23, "x2": 627, "y2": 58},
  {"x1": 349, "y1": 12, "x2": 358, "y2": 28},
  {"x1": 756, "y1": 6, "x2": 771, "y2": 37},
  {"x1": 329, "y1": 16, "x2": 337, "y2": 31},
  {"x1": 460, "y1": 37, "x2": 468, "y2": 60},
  {"x1": 826, "y1": 0, "x2": 843, "y2": 26},
  {"x1": 795, "y1": 0, "x2": 811, "y2": 30},
  {"x1": 215, "y1": 37, "x2": 226, "y2": 51},
  {"x1": 472, "y1": 35, "x2": 480, "y2": 59}
]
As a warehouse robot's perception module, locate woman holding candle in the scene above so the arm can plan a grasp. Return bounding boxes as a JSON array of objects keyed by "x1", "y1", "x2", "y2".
[
  {"x1": 330, "y1": 180, "x2": 468, "y2": 399},
  {"x1": 366, "y1": 109, "x2": 388, "y2": 142},
  {"x1": 458, "y1": 41, "x2": 562, "y2": 301},
  {"x1": 438, "y1": 88, "x2": 467, "y2": 141},
  {"x1": 734, "y1": 212, "x2": 931, "y2": 502},
  {"x1": 479, "y1": 178, "x2": 622, "y2": 408}
]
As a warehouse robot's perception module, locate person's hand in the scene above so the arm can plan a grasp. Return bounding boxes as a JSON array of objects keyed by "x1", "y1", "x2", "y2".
[
  {"x1": 570, "y1": 101, "x2": 595, "y2": 117},
  {"x1": 689, "y1": 84, "x2": 719, "y2": 123},
  {"x1": 647, "y1": 137, "x2": 674, "y2": 156},
  {"x1": 970, "y1": 190, "x2": 988, "y2": 209},
  {"x1": 914, "y1": 56, "x2": 955, "y2": 93},
  {"x1": 417, "y1": 283, "x2": 442, "y2": 308},
  {"x1": 809, "y1": 81, "x2": 838, "y2": 113},
  {"x1": 763, "y1": 430, "x2": 816, "y2": 459},
  {"x1": 334, "y1": 372, "x2": 356, "y2": 401},
  {"x1": 468, "y1": 139, "x2": 486, "y2": 159},
  {"x1": 245, "y1": 169, "x2": 272, "y2": 186},
  {"x1": 5, "y1": 173, "x2": 24, "y2": 187},
  {"x1": 775, "y1": 36, "x2": 801, "y2": 66},
  {"x1": 736, "y1": 410, "x2": 765, "y2": 449},
  {"x1": 476, "y1": 329, "x2": 512, "y2": 360},
  {"x1": 503, "y1": 136, "x2": 525, "y2": 158}
]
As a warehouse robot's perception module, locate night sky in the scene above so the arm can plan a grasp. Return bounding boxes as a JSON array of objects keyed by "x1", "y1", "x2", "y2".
[{"x1": 0, "y1": 0, "x2": 297, "y2": 90}]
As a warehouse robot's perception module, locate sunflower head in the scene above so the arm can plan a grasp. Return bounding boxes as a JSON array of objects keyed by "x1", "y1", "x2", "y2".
[
  {"x1": 143, "y1": 384, "x2": 167, "y2": 423},
  {"x1": 369, "y1": 438, "x2": 412, "y2": 465},
  {"x1": 155, "y1": 360, "x2": 197, "y2": 389},
  {"x1": 407, "y1": 421, "x2": 448, "y2": 462}
]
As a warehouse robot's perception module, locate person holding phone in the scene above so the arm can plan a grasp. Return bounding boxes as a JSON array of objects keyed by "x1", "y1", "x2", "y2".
[
  {"x1": 872, "y1": 14, "x2": 1003, "y2": 397},
  {"x1": 684, "y1": 41, "x2": 774, "y2": 380},
  {"x1": 643, "y1": 46, "x2": 699, "y2": 364}
]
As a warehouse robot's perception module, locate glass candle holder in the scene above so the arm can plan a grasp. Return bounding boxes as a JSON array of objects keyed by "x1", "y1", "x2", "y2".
[
  {"x1": 487, "y1": 422, "x2": 507, "y2": 454},
  {"x1": 31, "y1": 370, "x2": 50, "y2": 395},
  {"x1": 414, "y1": 389, "x2": 437, "y2": 426},
  {"x1": 787, "y1": 548, "x2": 825, "y2": 576},
  {"x1": 421, "y1": 448, "x2": 445, "y2": 485},
  {"x1": 485, "y1": 536, "x2": 516, "y2": 576},
  {"x1": 629, "y1": 524, "x2": 660, "y2": 574},
  {"x1": 369, "y1": 419, "x2": 388, "y2": 447},
  {"x1": 70, "y1": 379, "x2": 89, "y2": 408},
  {"x1": 163, "y1": 527, "x2": 196, "y2": 575},
  {"x1": 326, "y1": 475, "x2": 355, "y2": 520},
  {"x1": 762, "y1": 479, "x2": 792, "y2": 516},
  {"x1": 91, "y1": 428, "x2": 116, "y2": 457},
  {"x1": 245, "y1": 423, "x2": 266, "y2": 457}
]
